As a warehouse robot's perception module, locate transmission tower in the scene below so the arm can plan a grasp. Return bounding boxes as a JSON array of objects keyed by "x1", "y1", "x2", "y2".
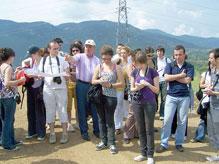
[{"x1": 116, "y1": 0, "x2": 129, "y2": 45}]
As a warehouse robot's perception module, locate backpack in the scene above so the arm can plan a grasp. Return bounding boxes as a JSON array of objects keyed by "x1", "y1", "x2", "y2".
[{"x1": 152, "y1": 56, "x2": 168, "y2": 70}]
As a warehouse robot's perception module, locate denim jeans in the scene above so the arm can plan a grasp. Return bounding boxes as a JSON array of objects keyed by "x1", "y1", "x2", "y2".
[
  {"x1": 159, "y1": 81, "x2": 167, "y2": 117},
  {"x1": 96, "y1": 96, "x2": 117, "y2": 146},
  {"x1": 76, "y1": 81, "x2": 99, "y2": 137},
  {"x1": 27, "y1": 86, "x2": 46, "y2": 137},
  {"x1": 0, "y1": 97, "x2": 16, "y2": 150},
  {"x1": 193, "y1": 119, "x2": 207, "y2": 141},
  {"x1": 161, "y1": 95, "x2": 190, "y2": 148},
  {"x1": 133, "y1": 102, "x2": 156, "y2": 158}
]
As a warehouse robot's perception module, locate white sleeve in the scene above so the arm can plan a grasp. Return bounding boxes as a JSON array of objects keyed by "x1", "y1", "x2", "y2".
[
  {"x1": 60, "y1": 57, "x2": 69, "y2": 71},
  {"x1": 167, "y1": 57, "x2": 172, "y2": 63},
  {"x1": 201, "y1": 72, "x2": 206, "y2": 78},
  {"x1": 38, "y1": 57, "x2": 44, "y2": 72}
]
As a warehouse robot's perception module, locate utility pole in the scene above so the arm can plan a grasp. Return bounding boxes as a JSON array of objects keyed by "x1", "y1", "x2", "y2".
[{"x1": 116, "y1": 0, "x2": 129, "y2": 45}]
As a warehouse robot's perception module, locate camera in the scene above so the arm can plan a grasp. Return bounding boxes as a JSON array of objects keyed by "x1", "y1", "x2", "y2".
[
  {"x1": 53, "y1": 77, "x2": 62, "y2": 84},
  {"x1": 14, "y1": 93, "x2": 21, "y2": 104}
]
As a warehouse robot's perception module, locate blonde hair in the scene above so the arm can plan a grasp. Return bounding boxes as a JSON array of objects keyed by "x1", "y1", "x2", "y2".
[{"x1": 120, "y1": 46, "x2": 131, "y2": 55}]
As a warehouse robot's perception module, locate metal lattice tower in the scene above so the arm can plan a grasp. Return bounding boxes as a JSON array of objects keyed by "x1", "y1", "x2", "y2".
[{"x1": 116, "y1": 0, "x2": 129, "y2": 45}]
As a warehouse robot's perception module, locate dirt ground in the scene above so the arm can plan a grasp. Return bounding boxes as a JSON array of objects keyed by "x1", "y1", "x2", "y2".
[{"x1": 0, "y1": 101, "x2": 217, "y2": 164}]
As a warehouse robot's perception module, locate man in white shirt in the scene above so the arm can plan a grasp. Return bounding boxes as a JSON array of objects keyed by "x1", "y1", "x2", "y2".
[
  {"x1": 38, "y1": 41, "x2": 69, "y2": 144},
  {"x1": 153, "y1": 46, "x2": 171, "y2": 120}
]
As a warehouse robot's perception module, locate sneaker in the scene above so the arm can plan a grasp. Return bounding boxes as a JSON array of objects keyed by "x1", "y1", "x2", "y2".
[
  {"x1": 82, "y1": 135, "x2": 90, "y2": 141},
  {"x1": 49, "y1": 133, "x2": 56, "y2": 144},
  {"x1": 96, "y1": 142, "x2": 107, "y2": 151},
  {"x1": 184, "y1": 136, "x2": 187, "y2": 141},
  {"x1": 133, "y1": 155, "x2": 147, "y2": 162},
  {"x1": 60, "y1": 133, "x2": 68, "y2": 144},
  {"x1": 123, "y1": 138, "x2": 130, "y2": 144},
  {"x1": 155, "y1": 145, "x2": 167, "y2": 153},
  {"x1": 25, "y1": 134, "x2": 37, "y2": 139},
  {"x1": 37, "y1": 136, "x2": 45, "y2": 141},
  {"x1": 190, "y1": 138, "x2": 201, "y2": 143},
  {"x1": 159, "y1": 116, "x2": 164, "y2": 120},
  {"x1": 46, "y1": 124, "x2": 50, "y2": 130},
  {"x1": 176, "y1": 145, "x2": 184, "y2": 152},
  {"x1": 115, "y1": 129, "x2": 122, "y2": 135},
  {"x1": 7, "y1": 146, "x2": 20, "y2": 151},
  {"x1": 67, "y1": 123, "x2": 76, "y2": 132},
  {"x1": 109, "y1": 145, "x2": 118, "y2": 154},
  {"x1": 171, "y1": 134, "x2": 175, "y2": 139},
  {"x1": 147, "y1": 157, "x2": 155, "y2": 164},
  {"x1": 206, "y1": 155, "x2": 219, "y2": 162},
  {"x1": 15, "y1": 140, "x2": 23, "y2": 146},
  {"x1": 88, "y1": 118, "x2": 93, "y2": 124}
]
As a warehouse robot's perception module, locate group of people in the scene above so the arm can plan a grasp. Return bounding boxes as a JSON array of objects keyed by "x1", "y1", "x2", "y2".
[{"x1": 0, "y1": 38, "x2": 219, "y2": 164}]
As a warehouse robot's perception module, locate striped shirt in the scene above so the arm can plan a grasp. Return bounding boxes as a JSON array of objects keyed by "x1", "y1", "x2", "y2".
[{"x1": 73, "y1": 53, "x2": 100, "y2": 82}]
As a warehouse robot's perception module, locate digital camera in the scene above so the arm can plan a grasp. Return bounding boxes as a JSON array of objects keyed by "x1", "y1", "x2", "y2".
[
  {"x1": 53, "y1": 77, "x2": 62, "y2": 84},
  {"x1": 14, "y1": 93, "x2": 21, "y2": 104}
]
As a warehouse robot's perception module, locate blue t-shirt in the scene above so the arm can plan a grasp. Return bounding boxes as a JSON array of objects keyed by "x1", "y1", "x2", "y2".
[{"x1": 164, "y1": 61, "x2": 194, "y2": 97}]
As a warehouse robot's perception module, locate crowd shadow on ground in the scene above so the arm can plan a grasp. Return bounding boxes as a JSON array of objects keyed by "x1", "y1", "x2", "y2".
[
  {"x1": 31, "y1": 159, "x2": 78, "y2": 164},
  {"x1": 0, "y1": 113, "x2": 215, "y2": 164},
  {"x1": 0, "y1": 124, "x2": 99, "y2": 162}
]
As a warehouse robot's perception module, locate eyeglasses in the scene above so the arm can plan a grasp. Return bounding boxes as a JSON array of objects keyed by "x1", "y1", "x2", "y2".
[
  {"x1": 72, "y1": 49, "x2": 80, "y2": 53},
  {"x1": 52, "y1": 48, "x2": 59, "y2": 50},
  {"x1": 102, "y1": 57, "x2": 111, "y2": 61}
]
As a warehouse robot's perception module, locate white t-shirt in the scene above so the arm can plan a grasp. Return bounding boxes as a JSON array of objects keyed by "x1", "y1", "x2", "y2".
[
  {"x1": 38, "y1": 55, "x2": 69, "y2": 89},
  {"x1": 22, "y1": 57, "x2": 42, "y2": 88},
  {"x1": 157, "y1": 57, "x2": 171, "y2": 82}
]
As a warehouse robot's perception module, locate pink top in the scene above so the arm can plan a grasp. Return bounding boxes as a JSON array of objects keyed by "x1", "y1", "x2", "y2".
[{"x1": 73, "y1": 53, "x2": 100, "y2": 82}]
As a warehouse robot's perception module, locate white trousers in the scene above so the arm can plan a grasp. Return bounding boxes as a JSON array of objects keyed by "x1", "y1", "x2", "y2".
[
  {"x1": 114, "y1": 91, "x2": 125, "y2": 129},
  {"x1": 43, "y1": 88, "x2": 68, "y2": 124}
]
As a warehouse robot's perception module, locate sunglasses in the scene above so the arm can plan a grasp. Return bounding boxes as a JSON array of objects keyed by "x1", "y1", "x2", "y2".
[
  {"x1": 147, "y1": 55, "x2": 153, "y2": 57},
  {"x1": 72, "y1": 49, "x2": 80, "y2": 52}
]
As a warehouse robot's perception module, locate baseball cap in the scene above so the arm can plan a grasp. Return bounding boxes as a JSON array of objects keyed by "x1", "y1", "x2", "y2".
[
  {"x1": 28, "y1": 46, "x2": 40, "y2": 55},
  {"x1": 85, "y1": 39, "x2": 96, "y2": 46}
]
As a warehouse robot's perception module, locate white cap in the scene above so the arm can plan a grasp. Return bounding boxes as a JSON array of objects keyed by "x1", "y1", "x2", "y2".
[{"x1": 85, "y1": 39, "x2": 96, "y2": 46}]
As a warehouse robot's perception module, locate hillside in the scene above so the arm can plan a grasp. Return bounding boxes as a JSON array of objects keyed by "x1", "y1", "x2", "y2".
[{"x1": 0, "y1": 19, "x2": 218, "y2": 66}]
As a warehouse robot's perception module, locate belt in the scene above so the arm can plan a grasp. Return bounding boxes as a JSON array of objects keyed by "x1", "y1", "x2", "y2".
[{"x1": 77, "y1": 79, "x2": 91, "y2": 85}]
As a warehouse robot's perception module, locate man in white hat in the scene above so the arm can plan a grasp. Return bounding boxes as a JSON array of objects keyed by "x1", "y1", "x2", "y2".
[{"x1": 65, "y1": 39, "x2": 100, "y2": 141}]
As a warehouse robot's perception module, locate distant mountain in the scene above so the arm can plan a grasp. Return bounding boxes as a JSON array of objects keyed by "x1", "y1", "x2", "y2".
[{"x1": 0, "y1": 19, "x2": 218, "y2": 66}]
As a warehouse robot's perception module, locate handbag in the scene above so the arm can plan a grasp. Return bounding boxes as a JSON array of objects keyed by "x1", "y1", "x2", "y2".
[
  {"x1": 196, "y1": 88, "x2": 203, "y2": 101},
  {"x1": 196, "y1": 71, "x2": 207, "y2": 101},
  {"x1": 87, "y1": 64, "x2": 103, "y2": 104},
  {"x1": 87, "y1": 84, "x2": 102, "y2": 104}
]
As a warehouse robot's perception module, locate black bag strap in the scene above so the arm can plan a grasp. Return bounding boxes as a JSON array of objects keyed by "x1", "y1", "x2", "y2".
[
  {"x1": 20, "y1": 86, "x2": 26, "y2": 110},
  {"x1": 212, "y1": 74, "x2": 219, "y2": 88},
  {"x1": 42, "y1": 56, "x2": 48, "y2": 73}
]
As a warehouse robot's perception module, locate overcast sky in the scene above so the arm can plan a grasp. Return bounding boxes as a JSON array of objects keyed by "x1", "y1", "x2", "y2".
[{"x1": 0, "y1": 0, "x2": 219, "y2": 37}]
